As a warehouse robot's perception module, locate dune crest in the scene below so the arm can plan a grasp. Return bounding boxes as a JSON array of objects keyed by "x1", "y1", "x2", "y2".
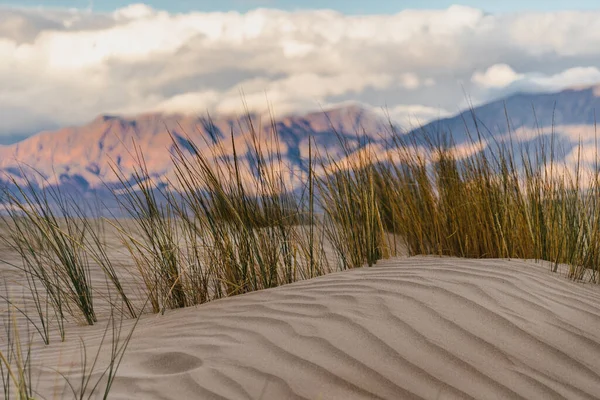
[{"x1": 28, "y1": 257, "x2": 600, "y2": 400}]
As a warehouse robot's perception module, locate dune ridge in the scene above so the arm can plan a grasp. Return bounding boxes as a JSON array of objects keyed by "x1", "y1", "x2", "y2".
[{"x1": 25, "y1": 257, "x2": 600, "y2": 400}]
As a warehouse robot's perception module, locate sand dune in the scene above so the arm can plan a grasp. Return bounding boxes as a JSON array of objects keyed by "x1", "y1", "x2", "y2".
[{"x1": 22, "y1": 257, "x2": 600, "y2": 399}]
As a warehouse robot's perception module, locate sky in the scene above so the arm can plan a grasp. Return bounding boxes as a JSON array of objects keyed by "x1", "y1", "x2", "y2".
[
  {"x1": 2, "y1": 1, "x2": 600, "y2": 141},
  {"x1": 4, "y1": 0, "x2": 600, "y2": 14}
]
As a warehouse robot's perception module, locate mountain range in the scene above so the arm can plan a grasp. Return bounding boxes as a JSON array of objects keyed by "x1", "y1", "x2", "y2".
[
  {"x1": 415, "y1": 85, "x2": 600, "y2": 144},
  {"x1": 2, "y1": 85, "x2": 600, "y2": 206},
  {"x1": 0, "y1": 105, "x2": 390, "y2": 194}
]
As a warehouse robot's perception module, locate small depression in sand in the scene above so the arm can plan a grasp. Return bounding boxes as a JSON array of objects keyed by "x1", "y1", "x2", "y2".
[{"x1": 138, "y1": 352, "x2": 204, "y2": 375}]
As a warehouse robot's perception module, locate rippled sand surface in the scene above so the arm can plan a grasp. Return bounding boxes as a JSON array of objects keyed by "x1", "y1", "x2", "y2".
[{"x1": 12, "y1": 257, "x2": 598, "y2": 399}]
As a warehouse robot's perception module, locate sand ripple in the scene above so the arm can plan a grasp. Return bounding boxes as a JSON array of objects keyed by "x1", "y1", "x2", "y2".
[{"x1": 31, "y1": 257, "x2": 600, "y2": 399}]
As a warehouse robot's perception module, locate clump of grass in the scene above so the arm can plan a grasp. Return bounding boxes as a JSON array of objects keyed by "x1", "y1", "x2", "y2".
[
  {"x1": 106, "y1": 105, "x2": 600, "y2": 291},
  {"x1": 0, "y1": 300, "x2": 34, "y2": 400},
  {"x1": 111, "y1": 111, "x2": 324, "y2": 310},
  {"x1": 317, "y1": 132, "x2": 389, "y2": 270},
  {"x1": 111, "y1": 145, "x2": 189, "y2": 314},
  {"x1": 169, "y1": 112, "x2": 315, "y2": 297},
  {"x1": 373, "y1": 110, "x2": 600, "y2": 282},
  {"x1": 0, "y1": 217, "x2": 64, "y2": 345},
  {"x1": 0, "y1": 287, "x2": 141, "y2": 400},
  {"x1": 0, "y1": 168, "x2": 136, "y2": 343},
  {"x1": 1, "y1": 169, "x2": 96, "y2": 332}
]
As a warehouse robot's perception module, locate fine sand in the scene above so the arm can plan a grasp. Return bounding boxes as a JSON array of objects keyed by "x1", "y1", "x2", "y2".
[{"x1": 15, "y1": 257, "x2": 600, "y2": 399}]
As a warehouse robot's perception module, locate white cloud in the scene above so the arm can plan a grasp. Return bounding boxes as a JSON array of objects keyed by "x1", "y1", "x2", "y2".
[
  {"x1": 528, "y1": 67, "x2": 600, "y2": 91},
  {"x1": 398, "y1": 73, "x2": 421, "y2": 90},
  {"x1": 155, "y1": 72, "x2": 395, "y2": 116},
  {"x1": 472, "y1": 64, "x2": 524, "y2": 88},
  {"x1": 2, "y1": 5, "x2": 600, "y2": 138},
  {"x1": 472, "y1": 64, "x2": 600, "y2": 92},
  {"x1": 113, "y1": 3, "x2": 156, "y2": 20}
]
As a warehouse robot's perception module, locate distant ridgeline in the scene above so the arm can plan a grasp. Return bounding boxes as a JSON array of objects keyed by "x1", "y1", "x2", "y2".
[
  {"x1": 0, "y1": 105, "x2": 392, "y2": 216},
  {"x1": 2, "y1": 85, "x2": 600, "y2": 216}
]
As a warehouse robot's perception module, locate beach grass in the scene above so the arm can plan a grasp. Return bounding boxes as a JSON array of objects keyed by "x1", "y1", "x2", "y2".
[
  {"x1": 0, "y1": 292, "x2": 140, "y2": 400},
  {"x1": 2, "y1": 107, "x2": 600, "y2": 398}
]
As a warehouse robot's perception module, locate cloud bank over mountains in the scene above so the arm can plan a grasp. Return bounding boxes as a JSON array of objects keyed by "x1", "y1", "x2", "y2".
[{"x1": 2, "y1": 3, "x2": 600, "y2": 138}]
